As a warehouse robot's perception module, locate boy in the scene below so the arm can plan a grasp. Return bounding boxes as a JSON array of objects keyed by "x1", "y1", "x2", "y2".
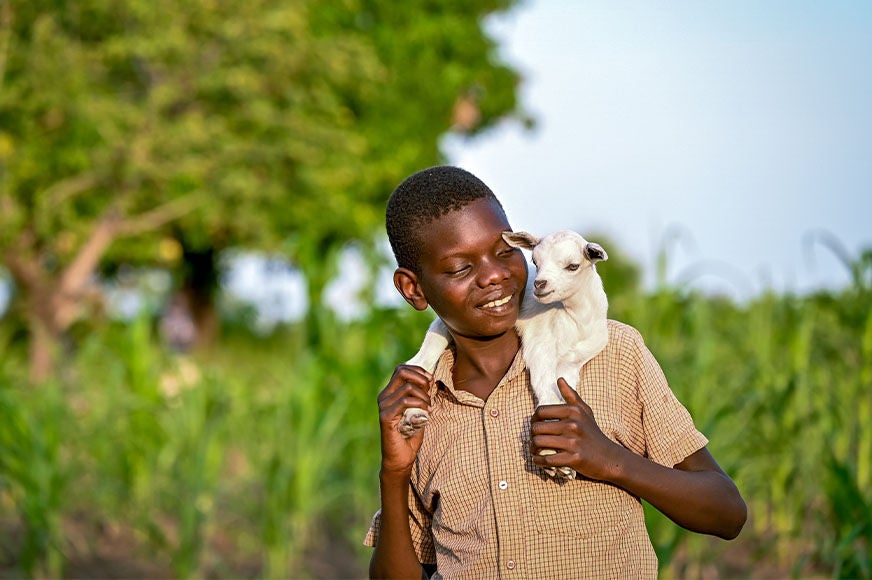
[{"x1": 366, "y1": 166, "x2": 746, "y2": 579}]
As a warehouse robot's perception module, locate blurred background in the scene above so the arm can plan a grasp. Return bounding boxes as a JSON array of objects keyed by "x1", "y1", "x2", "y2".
[{"x1": 0, "y1": 0, "x2": 869, "y2": 578}]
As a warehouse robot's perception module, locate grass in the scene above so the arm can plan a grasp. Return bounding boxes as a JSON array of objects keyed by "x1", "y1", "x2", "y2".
[{"x1": 0, "y1": 253, "x2": 870, "y2": 577}]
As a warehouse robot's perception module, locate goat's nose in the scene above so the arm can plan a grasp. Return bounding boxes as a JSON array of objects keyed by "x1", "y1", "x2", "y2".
[{"x1": 534, "y1": 279, "x2": 547, "y2": 290}]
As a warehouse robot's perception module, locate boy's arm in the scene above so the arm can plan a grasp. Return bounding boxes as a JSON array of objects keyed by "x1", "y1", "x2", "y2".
[
  {"x1": 370, "y1": 471, "x2": 427, "y2": 579},
  {"x1": 369, "y1": 365, "x2": 433, "y2": 579},
  {"x1": 531, "y1": 379, "x2": 747, "y2": 540}
]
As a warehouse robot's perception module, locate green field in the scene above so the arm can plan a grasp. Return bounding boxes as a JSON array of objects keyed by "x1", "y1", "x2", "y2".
[{"x1": 1, "y1": 254, "x2": 871, "y2": 578}]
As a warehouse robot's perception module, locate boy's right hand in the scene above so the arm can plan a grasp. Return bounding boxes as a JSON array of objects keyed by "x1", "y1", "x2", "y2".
[{"x1": 377, "y1": 365, "x2": 433, "y2": 476}]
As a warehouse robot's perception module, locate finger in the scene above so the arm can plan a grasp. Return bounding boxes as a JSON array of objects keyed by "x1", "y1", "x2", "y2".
[
  {"x1": 557, "y1": 378, "x2": 592, "y2": 413},
  {"x1": 379, "y1": 367, "x2": 433, "y2": 403},
  {"x1": 405, "y1": 364, "x2": 434, "y2": 384},
  {"x1": 531, "y1": 448, "x2": 575, "y2": 467},
  {"x1": 380, "y1": 386, "x2": 431, "y2": 414},
  {"x1": 532, "y1": 404, "x2": 573, "y2": 422},
  {"x1": 395, "y1": 364, "x2": 433, "y2": 387},
  {"x1": 379, "y1": 380, "x2": 432, "y2": 416},
  {"x1": 381, "y1": 375, "x2": 431, "y2": 400},
  {"x1": 530, "y1": 433, "x2": 571, "y2": 452},
  {"x1": 529, "y1": 418, "x2": 566, "y2": 436},
  {"x1": 386, "y1": 393, "x2": 431, "y2": 414},
  {"x1": 394, "y1": 364, "x2": 434, "y2": 387}
]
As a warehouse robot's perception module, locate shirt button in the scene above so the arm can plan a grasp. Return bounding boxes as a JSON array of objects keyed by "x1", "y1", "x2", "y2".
[
  {"x1": 498, "y1": 480, "x2": 508, "y2": 490},
  {"x1": 489, "y1": 408, "x2": 500, "y2": 417},
  {"x1": 507, "y1": 560, "x2": 517, "y2": 570}
]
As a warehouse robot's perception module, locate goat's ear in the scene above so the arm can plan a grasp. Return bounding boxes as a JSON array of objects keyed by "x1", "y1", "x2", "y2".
[
  {"x1": 585, "y1": 242, "x2": 608, "y2": 264},
  {"x1": 502, "y1": 231, "x2": 539, "y2": 250},
  {"x1": 393, "y1": 268, "x2": 429, "y2": 311}
]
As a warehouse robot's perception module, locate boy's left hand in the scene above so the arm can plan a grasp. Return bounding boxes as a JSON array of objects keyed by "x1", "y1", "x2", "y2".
[{"x1": 530, "y1": 378, "x2": 621, "y2": 482}]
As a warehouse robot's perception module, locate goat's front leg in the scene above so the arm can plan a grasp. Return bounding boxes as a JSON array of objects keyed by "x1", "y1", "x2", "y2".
[
  {"x1": 400, "y1": 318, "x2": 450, "y2": 437},
  {"x1": 529, "y1": 363, "x2": 577, "y2": 480}
]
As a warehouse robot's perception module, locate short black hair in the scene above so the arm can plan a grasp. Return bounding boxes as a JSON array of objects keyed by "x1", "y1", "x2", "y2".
[{"x1": 386, "y1": 166, "x2": 503, "y2": 272}]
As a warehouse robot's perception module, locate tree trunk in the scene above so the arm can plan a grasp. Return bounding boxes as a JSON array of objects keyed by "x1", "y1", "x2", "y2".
[
  {"x1": 27, "y1": 314, "x2": 57, "y2": 384},
  {"x1": 4, "y1": 199, "x2": 199, "y2": 383},
  {"x1": 179, "y1": 247, "x2": 220, "y2": 348},
  {"x1": 21, "y1": 281, "x2": 90, "y2": 383},
  {"x1": 4, "y1": 245, "x2": 64, "y2": 383}
]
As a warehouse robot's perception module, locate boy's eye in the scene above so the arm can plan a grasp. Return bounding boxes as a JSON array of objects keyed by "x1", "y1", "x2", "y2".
[
  {"x1": 446, "y1": 265, "x2": 471, "y2": 277},
  {"x1": 566, "y1": 263, "x2": 580, "y2": 272}
]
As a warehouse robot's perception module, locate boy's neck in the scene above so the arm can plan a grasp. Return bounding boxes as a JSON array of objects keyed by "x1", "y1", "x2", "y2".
[{"x1": 450, "y1": 330, "x2": 521, "y2": 401}]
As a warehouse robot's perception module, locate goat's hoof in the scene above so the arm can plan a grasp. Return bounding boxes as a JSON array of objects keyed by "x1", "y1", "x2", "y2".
[
  {"x1": 538, "y1": 449, "x2": 576, "y2": 480},
  {"x1": 399, "y1": 408, "x2": 430, "y2": 437},
  {"x1": 556, "y1": 466, "x2": 577, "y2": 480},
  {"x1": 539, "y1": 448, "x2": 558, "y2": 477}
]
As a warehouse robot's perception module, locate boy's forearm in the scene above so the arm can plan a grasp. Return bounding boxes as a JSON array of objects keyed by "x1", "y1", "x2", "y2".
[
  {"x1": 369, "y1": 470, "x2": 426, "y2": 579},
  {"x1": 605, "y1": 447, "x2": 747, "y2": 539}
]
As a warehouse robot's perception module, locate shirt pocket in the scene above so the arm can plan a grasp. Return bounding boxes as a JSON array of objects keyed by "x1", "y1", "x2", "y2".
[{"x1": 525, "y1": 474, "x2": 633, "y2": 538}]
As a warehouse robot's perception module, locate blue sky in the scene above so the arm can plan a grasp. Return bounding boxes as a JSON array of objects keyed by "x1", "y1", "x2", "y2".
[{"x1": 444, "y1": 0, "x2": 872, "y2": 299}]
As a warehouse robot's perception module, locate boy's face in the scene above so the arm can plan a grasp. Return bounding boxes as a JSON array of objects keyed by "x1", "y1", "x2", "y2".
[{"x1": 397, "y1": 198, "x2": 528, "y2": 340}]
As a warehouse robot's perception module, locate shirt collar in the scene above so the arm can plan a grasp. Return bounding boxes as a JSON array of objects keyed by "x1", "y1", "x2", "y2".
[{"x1": 430, "y1": 344, "x2": 526, "y2": 403}]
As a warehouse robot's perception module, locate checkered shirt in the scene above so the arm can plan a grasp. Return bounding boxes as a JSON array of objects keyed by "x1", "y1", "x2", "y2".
[{"x1": 365, "y1": 320, "x2": 709, "y2": 579}]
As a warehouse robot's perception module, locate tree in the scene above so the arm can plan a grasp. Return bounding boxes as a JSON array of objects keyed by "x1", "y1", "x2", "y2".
[{"x1": 0, "y1": 0, "x2": 524, "y2": 380}]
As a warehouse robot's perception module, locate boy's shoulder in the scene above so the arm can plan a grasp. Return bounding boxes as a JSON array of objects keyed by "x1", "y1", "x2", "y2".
[
  {"x1": 606, "y1": 318, "x2": 645, "y2": 345},
  {"x1": 603, "y1": 319, "x2": 659, "y2": 368}
]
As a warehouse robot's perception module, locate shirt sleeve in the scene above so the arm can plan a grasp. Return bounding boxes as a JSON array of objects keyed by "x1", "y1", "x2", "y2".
[
  {"x1": 628, "y1": 326, "x2": 709, "y2": 467},
  {"x1": 363, "y1": 482, "x2": 436, "y2": 565}
]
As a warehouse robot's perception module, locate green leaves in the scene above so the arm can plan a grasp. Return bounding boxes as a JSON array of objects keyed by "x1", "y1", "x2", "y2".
[{"x1": 1, "y1": 0, "x2": 524, "y2": 378}]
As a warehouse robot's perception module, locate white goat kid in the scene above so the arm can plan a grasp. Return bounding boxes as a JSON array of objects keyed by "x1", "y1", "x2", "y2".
[{"x1": 401, "y1": 229, "x2": 609, "y2": 479}]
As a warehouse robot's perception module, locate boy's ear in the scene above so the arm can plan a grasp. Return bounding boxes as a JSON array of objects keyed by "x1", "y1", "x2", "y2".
[{"x1": 393, "y1": 268, "x2": 429, "y2": 311}]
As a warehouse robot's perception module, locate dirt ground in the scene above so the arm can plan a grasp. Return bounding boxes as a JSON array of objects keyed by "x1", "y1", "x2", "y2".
[{"x1": 0, "y1": 515, "x2": 368, "y2": 579}]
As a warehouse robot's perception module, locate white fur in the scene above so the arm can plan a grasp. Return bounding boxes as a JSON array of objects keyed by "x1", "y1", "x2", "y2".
[{"x1": 400, "y1": 230, "x2": 609, "y2": 480}]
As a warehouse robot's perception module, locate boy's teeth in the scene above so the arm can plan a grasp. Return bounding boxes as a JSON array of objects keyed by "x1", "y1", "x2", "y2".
[{"x1": 483, "y1": 295, "x2": 511, "y2": 308}]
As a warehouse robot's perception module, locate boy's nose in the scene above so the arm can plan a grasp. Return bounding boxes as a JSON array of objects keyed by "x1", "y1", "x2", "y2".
[{"x1": 478, "y1": 257, "x2": 510, "y2": 285}]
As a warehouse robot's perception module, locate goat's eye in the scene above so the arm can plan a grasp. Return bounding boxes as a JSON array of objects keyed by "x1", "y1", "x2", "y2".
[{"x1": 566, "y1": 263, "x2": 580, "y2": 272}]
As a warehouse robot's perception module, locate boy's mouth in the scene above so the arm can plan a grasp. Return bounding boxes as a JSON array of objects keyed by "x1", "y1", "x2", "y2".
[{"x1": 480, "y1": 294, "x2": 513, "y2": 310}]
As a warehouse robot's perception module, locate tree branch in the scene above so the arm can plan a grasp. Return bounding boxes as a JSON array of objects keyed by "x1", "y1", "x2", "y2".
[
  {"x1": 54, "y1": 210, "x2": 121, "y2": 329},
  {"x1": 42, "y1": 171, "x2": 100, "y2": 211},
  {"x1": 116, "y1": 194, "x2": 202, "y2": 238},
  {"x1": 50, "y1": 195, "x2": 200, "y2": 330}
]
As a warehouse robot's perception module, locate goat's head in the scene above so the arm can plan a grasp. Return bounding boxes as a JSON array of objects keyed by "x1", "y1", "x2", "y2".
[{"x1": 503, "y1": 230, "x2": 607, "y2": 304}]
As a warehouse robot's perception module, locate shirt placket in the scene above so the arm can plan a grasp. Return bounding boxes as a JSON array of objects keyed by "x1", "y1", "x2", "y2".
[{"x1": 483, "y1": 382, "x2": 525, "y2": 577}]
